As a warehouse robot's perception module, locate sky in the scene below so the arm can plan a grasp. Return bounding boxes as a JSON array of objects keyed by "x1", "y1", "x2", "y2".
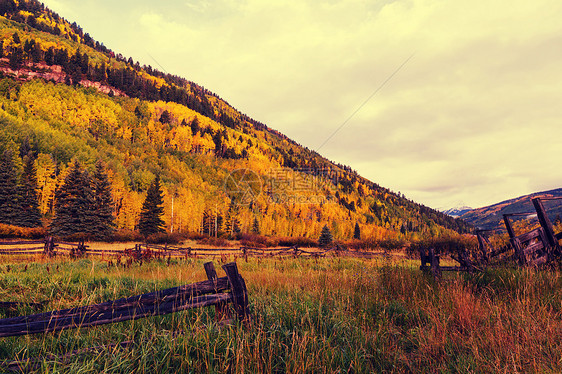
[{"x1": 40, "y1": 0, "x2": 562, "y2": 210}]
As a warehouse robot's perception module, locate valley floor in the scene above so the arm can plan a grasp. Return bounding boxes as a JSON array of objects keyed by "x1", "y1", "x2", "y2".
[{"x1": 0, "y1": 254, "x2": 560, "y2": 373}]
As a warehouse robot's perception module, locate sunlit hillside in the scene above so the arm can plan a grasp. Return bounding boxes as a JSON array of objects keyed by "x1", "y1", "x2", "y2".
[{"x1": 0, "y1": 0, "x2": 471, "y2": 241}]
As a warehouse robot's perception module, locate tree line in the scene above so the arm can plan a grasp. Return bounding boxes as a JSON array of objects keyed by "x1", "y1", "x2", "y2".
[{"x1": 0, "y1": 149, "x2": 166, "y2": 240}]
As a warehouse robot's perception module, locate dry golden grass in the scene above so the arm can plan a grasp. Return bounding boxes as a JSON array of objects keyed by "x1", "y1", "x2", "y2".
[{"x1": 0, "y1": 253, "x2": 561, "y2": 372}]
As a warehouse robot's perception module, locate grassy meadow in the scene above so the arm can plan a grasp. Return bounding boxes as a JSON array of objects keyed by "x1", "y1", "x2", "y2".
[{"x1": 0, "y1": 253, "x2": 561, "y2": 373}]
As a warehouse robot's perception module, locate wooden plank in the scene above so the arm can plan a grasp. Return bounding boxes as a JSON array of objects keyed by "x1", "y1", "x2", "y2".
[
  {"x1": 222, "y1": 262, "x2": 250, "y2": 321},
  {"x1": 0, "y1": 277, "x2": 231, "y2": 327},
  {"x1": 510, "y1": 237, "x2": 525, "y2": 265},
  {"x1": 516, "y1": 228, "x2": 542, "y2": 244},
  {"x1": 533, "y1": 198, "x2": 558, "y2": 248},
  {"x1": 0, "y1": 293, "x2": 231, "y2": 337},
  {"x1": 503, "y1": 215, "x2": 517, "y2": 239},
  {"x1": 204, "y1": 262, "x2": 230, "y2": 323},
  {"x1": 531, "y1": 254, "x2": 549, "y2": 267},
  {"x1": 522, "y1": 241, "x2": 545, "y2": 257},
  {"x1": 0, "y1": 240, "x2": 44, "y2": 245}
]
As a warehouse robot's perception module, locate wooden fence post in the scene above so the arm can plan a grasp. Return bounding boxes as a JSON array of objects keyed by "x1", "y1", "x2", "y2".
[
  {"x1": 503, "y1": 215, "x2": 516, "y2": 239},
  {"x1": 204, "y1": 262, "x2": 231, "y2": 323},
  {"x1": 44, "y1": 237, "x2": 56, "y2": 257},
  {"x1": 532, "y1": 198, "x2": 557, "y2": 248},
  {"x1": 222, "y1": 262, "x2": 250, "y2": 322},
  {"x1": 476, "y1": 231, "x2": 489, "y2": 264},
  {"x1": 429, "y1": 248, "x2": 441, "y2": 279}
]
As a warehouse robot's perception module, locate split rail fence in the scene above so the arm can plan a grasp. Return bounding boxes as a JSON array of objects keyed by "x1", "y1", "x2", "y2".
[
  {"x1": 0, "y1": 261, "x2": 249, "y2": 338},
  {"x1": 421, "y1": 197, "x2": 562, "y2": 277},
  {"x1": 0, "y1": 239, "x2": 387, "y2": 260}
]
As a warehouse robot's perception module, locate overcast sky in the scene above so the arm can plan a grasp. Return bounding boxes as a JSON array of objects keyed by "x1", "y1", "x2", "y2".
[{"x1": 41, "y1": 0, "x2": 562, "y2": 210}]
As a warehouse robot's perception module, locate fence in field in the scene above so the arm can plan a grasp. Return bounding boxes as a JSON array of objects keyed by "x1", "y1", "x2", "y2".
[
  {"x1": 0, "y1": 261, "x2": 249, "y2": 338},
  {"x1": 126, "y1": 244, "x2": 383, "y2": 260},
  {"x1": 420, "y1": 197, "x2": 562, "y2": 277},
  {"x1": 0, "y1": 238, "x2": 387, "y2": 260},
  {"x1": 0, "y1": 237, "x2": 94, "y2": 257}
]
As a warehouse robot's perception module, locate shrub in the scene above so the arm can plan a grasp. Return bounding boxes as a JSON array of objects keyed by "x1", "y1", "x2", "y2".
[
  {"x1": 185, "y1": 232, "x2": 206, "y2": 240},
  {"x1": 108, "y1": 229, "x2": 143, "y2": 242},
  {"x1": 277, "y1": 236, "x2": 317, "y2": 247},
  {"x1": 0, "y1": 223, "x2": 46, "y2": 239},
  {"x1": 237, "y1": 233, "x2": 279, "y2": 248},
  {"x1": 146, "y1": 232, "x2": 186, "y2": 245},
  {"x1": 197, "y1": 236, "x2": 231, "y2": 247}
]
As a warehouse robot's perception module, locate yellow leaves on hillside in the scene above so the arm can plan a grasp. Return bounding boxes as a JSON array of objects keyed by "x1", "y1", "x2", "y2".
[{"x1": 34, "y1": 153, "x2": 56, "y2": 215}]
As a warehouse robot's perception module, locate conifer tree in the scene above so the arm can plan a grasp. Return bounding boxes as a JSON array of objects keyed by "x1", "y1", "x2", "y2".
[
  {"x1": 353, "y1": 222, "x2": 361, "y2": 240},
  {"x1": 91, "y1": 161, "x2": 115, "y2": 240},
  {"x1": 252, "y1": 217, "x2": 260, "y2": 234},
  {"x1": 138, "y1": 176, "x2": 165, "y2": 236},
  {"x1": 318, "y1": 224, "x2": 333, "y2": 247},
  {"x1": 50, "y1": 161, "x2": 97, "y2": 238},
  {"x1": 0, "y1": 151, "x2": 19, "y2": 225},
  {"x1": 16, "y1": 153, "x2": 42, "y2": 227}
]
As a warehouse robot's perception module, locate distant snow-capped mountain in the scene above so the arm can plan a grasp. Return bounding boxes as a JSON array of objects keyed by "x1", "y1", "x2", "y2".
[{"x1": 442, "y1": 206, "x2": 473, "y2": 218}]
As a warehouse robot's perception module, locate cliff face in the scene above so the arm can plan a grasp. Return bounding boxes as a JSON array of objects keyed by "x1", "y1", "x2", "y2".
[{"x1": 0, "y1": 59, "x2": 125, "y2": 96}]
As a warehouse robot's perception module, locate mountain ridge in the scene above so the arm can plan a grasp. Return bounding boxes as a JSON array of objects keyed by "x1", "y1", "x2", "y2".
[{"x1": 460, "y1": 188, "x2": 562, "y2": 230}]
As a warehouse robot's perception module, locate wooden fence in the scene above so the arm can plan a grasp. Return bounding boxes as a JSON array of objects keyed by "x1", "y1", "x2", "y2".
[
  {"x1": 421, "y1": 197, "x2": 562, "y2": 276},
  {"x1": 0, "y1": 262, "x2": 249, "y2": 338},
  {"x1": 0, "y1": 239, "x2": 386, "y2": 260}
]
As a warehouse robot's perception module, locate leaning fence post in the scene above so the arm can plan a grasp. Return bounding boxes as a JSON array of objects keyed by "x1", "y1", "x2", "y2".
[
  {"x1": 533, "y1": 197, "x2": 557, "y2": 248},
  {"x1": 204, "y1": 262, "x2": 231, "y2": 323},
  {"x1": 222, "y1": 262, "x2": 250, "y2": 322}
]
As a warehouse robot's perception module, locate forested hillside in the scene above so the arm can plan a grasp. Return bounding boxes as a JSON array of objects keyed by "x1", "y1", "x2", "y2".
[
  {"x1": 461, "y1": 188, "x2": 562, "y2": 230},
  {"x1": 0, "y1": 0, "x2": 471, "y2": 241}
]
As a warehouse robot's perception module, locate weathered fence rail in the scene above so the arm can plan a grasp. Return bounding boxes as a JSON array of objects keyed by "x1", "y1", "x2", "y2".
[
  {"x1": 0, "y1": 262, "x2": 249, "y2": 338},
  {"x1": 0, "y1": 238, "x2": 387, "y2": 261},
  {"x1": 421, "y1": 196, "x2": 562, "y2": 276}
]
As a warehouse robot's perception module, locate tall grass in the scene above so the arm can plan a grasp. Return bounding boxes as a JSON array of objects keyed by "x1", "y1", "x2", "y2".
[{"x1": 0, "y1": 255, "x2": 561, "y2": 372}]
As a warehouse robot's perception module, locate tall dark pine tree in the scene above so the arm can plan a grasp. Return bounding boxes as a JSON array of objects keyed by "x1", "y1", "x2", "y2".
[
  {"x1": 353, "y1": 222, "x2": 361, "y2": 240},
  {"x1": 251, "y1": 217, "x2": 260, "y2": 234},
  {"x1": 16, "y1": 153, "x2": 42, "y2": 227},
  {"x1": 0, "y1": 151, "x2": 19, "y2": 225},
  {"x1": 50, "y1": 161, "x2": 97, "y2": 238},
  {"x1": 138, "y1": 176, "x2": 165, "y2": 236},
  {"x1": 91, "y1": 161, "x2": 115, "y2": 240},
  {"x1": 318, "y1": 224, "x2": 333, "y2": 247}
]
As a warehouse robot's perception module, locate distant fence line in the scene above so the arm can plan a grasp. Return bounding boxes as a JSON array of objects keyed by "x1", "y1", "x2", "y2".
[{"x1": 0, "y1": 238, "x2": 388, "y2": 260}]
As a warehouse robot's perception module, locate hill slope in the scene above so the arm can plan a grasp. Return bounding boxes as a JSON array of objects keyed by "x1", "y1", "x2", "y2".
[
  {"x1": 460, "y1": 188, "x2": 562, "y2": 230},
  {"x1": 0, "y1": 0, "x2": 471, "y2": 240}
]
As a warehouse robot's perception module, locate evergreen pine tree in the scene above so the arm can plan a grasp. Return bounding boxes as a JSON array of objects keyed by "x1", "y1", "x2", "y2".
[
  {"x1": 138, "y1": 176, "x2": 165, "y2": 236},
  {"x1": 353, "y1": 222, "x2": 361, "y2": 240},
  {"x1": 91, "y1": 161, "x2": 115, "y2": 240},
  {"x1": 50, "y1": 161, "x2": 97, "y2": 238},
  {"x1": 252, "y1": 217, "x2": 260, "y2": 234},
  {"x1": 0, "y1": 151, "x2": 19, "y2": 225},
  {"x1": 318, "y1": 224, "x2": 333, "y2": 247},
  {"x1": 16, "y1": 153, "x2": 42, "y2": 227}
]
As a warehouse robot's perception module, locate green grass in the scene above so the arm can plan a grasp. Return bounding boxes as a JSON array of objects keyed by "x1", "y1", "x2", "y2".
[{"x1": 0, "y1": 256, "x2": 561, "y2": 373}]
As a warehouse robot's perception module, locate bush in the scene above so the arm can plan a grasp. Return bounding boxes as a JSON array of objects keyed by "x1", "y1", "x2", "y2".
[
  {"x1": 146, "y1": 232, "x2": 186, "y2": 245},
  {"x1": 237, "y1": 233, "x2": 280, "y2": 248},
  {"x1": 277, "y1": 236, "x2": 317, "y2": 247},
  {"x1": 408, "y1": 235, "x2": 478, "y2": 258},
  {"x1": 185, "y1": 232, "x2": 206, "y2": 240},
  {"x1": 379, "y1": 238, "x2": 406, "y2": 252},
  {"x1": 0, "y1": 223, "x2": 46, "y2": 239},
  {"x1": 108, "y1": 229, "x2": 143, "y2": 242},
  {"x1": 197, "y1": 236, "x2": 232, "y2": 248}
]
